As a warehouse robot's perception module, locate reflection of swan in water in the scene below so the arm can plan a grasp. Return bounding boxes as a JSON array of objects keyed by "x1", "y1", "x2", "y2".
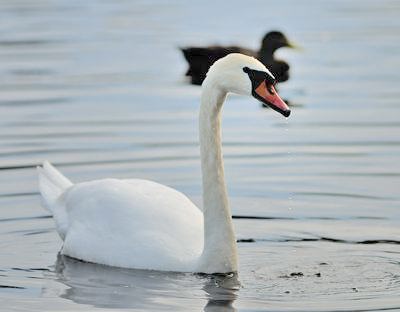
[
  {"x1": 202, "y1": 274, "x2": 238, "y2": 312},
  {"x1": 55, "y1": 255, "x2": 239, "y2": 311}
]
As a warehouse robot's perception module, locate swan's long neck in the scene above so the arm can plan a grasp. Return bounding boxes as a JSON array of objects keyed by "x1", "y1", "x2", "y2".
[{"x1": 197, "y1": 79, "x2": 238, "y2": 274}]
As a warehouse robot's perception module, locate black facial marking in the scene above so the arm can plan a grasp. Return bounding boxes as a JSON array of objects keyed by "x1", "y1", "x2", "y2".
[
  {"x1": 242, "y1": 66, "x2": 276, "y2": 103},
  {"x1": 242, "y1": 66, "x2": 290, "y2": 117},
  {"x1": 242, "y1": 67, "x2": 276, "y2": 88},
  {"x1": 242, "y1": 67, "x2": 250, "y2": 73}
]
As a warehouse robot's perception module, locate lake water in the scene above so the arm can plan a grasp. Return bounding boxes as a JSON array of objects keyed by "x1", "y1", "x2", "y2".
[{"x1": 0, "y1": 0, "x2": 399, "y2": 311}]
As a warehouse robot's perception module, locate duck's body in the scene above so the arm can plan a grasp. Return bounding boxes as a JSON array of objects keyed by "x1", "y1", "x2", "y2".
[
  {"x1": 181, "y1": 46, "x2": 256, "y2": 85},
  {"x1": 39, "y1": 54, "x2": 290, "y2": 274},
  {"x1": 181, "y1": 31, "x2": 294, "y2": 85}
]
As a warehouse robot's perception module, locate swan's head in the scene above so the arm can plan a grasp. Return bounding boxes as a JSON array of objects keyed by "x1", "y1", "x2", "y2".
[{"x1": 204, "y1": 53, "x2": 290, "y2": 117}]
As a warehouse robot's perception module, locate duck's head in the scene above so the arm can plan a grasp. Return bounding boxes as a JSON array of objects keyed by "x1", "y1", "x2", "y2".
[
  {"x1": 261, "y1": 31, "x2": 296, "y2": 51},
  {"x1": 204, "y1": 53, "x2": 290, "y2": 117}
]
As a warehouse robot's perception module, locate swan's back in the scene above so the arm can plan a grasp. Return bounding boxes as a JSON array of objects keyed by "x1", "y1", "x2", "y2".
[{"x1": 39, "y1": 162, "x2": 203, "y2": 271}]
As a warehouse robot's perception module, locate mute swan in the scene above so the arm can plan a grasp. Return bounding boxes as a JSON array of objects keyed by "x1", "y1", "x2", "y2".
[
  {"x1": 38, "y1": 53, "x2": 290, "y2": 274},
  {"x1": 181, "y1": 31, "x2": 296, "y2": 85}
]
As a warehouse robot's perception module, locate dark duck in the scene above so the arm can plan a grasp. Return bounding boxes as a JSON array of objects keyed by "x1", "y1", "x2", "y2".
[{"x1": 181, "y1": 31, "x2": 296, "y2": 85}]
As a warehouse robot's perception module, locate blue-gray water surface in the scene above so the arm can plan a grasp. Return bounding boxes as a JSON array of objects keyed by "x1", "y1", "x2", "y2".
[{"x1": 0, "y1": 0, "x2": 399, "y2": 311}]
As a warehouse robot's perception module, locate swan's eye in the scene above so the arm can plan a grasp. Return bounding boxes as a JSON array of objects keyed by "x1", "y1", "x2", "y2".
[
  {"x1": 243, "y1": 67, "x2": 276, "y2": 87},
  {"x1": 264, "y1": 73, "x2": 276, "y2": 85}
]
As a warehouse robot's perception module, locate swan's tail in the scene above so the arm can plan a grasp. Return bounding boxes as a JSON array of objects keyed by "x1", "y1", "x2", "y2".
[{"x1": 37, "y1": 161, "x2": 73, "y2": 213}]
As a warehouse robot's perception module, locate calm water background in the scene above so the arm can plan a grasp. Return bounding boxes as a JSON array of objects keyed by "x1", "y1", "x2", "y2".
[{"x1": 0, "y1": 0, "x2": 399, "y2": 311}]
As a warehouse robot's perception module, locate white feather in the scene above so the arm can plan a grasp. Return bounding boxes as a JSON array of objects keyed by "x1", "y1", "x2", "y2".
[{"x1": 38, "y1": 54, "x2": 279, "y2": 273}]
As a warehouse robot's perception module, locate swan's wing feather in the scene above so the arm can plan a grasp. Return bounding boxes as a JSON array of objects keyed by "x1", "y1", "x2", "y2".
[
  {"x1": 37, "y1": 162, "x2": 71, "y2": 239},
  {"x1": 38, "y1": 166, "x2": 60, "y2": 212},
  {"x1": 60, "y1": 179, "x2": 203, "y2": 271},
  {"x1": 42, "y1": 161, "x2": 73, "y2": 189},
  {"x1": 38, "y1": 161, "x2": 72, "y2": 212}
]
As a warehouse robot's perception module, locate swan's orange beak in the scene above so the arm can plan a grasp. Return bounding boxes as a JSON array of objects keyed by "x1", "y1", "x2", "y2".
[{"x1": 254, "y1": 81, "x2": 291, "y2": 117}]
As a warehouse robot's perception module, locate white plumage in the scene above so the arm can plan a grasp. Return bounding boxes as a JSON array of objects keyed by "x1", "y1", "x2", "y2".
[
  {"x1": 38, "y1": 162, "x2": 203, "y2": 271},
  {"x1": 38, "y1": 54, "x2": 290, "y2": 273}
]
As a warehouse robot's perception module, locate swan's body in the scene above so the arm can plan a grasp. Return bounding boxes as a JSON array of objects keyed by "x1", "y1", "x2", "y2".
[
  {"x1": 39, "y1": 172, "x2": 203, "y2": 271},
  {"x1": 38, "y1": 54, "x2": 290, "y2": 274}
]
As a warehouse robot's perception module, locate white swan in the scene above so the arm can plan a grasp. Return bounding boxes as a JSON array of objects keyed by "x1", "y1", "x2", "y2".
[{"x1": 38, "y1": 53, "x2": 290, "y2": 274}]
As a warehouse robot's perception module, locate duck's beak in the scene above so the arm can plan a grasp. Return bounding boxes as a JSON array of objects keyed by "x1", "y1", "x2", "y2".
[
  {"x1": 286, "y1": 40, "x2": 302, "y2": 51},
  {"x1": 254, "y1": 81, "x2": 291, "y2": 117}
]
